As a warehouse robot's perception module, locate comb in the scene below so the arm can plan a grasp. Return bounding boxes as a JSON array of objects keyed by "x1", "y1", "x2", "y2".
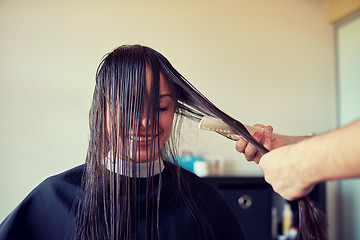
[{"x1": 199, "y1": 116, "x2": 264, "y2": 141}]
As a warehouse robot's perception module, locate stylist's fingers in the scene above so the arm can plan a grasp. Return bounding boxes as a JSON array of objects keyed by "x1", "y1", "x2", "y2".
[
  {"x1": 244, "y1": 131, "x2": 263, "y2": 163},
  {"x1": 236, "y1": 137, "x2": 248, "y2": 153},
  {"x1": 262, "y1": 125, "x2": 274, "y2": 151}
]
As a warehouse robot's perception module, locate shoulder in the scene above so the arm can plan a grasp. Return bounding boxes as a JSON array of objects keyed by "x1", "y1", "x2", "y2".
[
  {"x1": 28, "y1": 164, "x2": 85, "y2": 205},
  {"x1": 34, "y1": 164, "x2": 85, "y2": 210},
  {"x1": 169, "y1": 162, "x2": 223, "y2": 197},
  {"x1": 162, "y1": 161, "x2": 230, "y2": 209},
  {"x1": 162, "y1": 162, "x2": 245, "y2": 239},
  {"x1": 0, "y1": 165, "x2": 85, "y2": 240},
  {"x1": 12, "y1": 164, "x2": 85, "y2": 210},
  {"x1": 181, "y1": 170, "x2": 245, "y2": 239},
  {"x1": 42, "y1": 164, "x2": 85, "y2": 188}
]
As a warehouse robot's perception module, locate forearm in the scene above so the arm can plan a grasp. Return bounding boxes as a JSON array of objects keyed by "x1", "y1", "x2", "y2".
[
  {"x1": 292, "y1": 119, "x2": 360, "y2": 186},
  {"x1": 278, "y1": 134, "x2": 311, "y2": 146}
]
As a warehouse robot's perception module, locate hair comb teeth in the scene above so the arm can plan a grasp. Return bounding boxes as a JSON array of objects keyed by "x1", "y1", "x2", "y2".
[{"x1": 199, "y1": 116, "x2": 265, "y2": 141}]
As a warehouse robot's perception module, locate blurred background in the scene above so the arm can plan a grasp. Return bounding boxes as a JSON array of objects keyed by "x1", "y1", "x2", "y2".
[{"x1": 0, "y1": 0, "x2": 359, "y2": 239}]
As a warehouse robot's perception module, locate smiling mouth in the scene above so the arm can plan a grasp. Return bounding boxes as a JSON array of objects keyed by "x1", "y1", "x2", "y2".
[{"x1": 130, "y1": 134, "x2": 159, "y2": 142}]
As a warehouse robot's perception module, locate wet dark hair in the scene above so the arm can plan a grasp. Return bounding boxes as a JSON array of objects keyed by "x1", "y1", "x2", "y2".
[{"x1": 75, "y1": 45, "x2": 327, "y2": 240}]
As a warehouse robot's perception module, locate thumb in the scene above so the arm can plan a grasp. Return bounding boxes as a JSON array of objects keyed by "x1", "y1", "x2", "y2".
[{"x1": 263, "y1": 125, "x2": 273, "y2": 150}]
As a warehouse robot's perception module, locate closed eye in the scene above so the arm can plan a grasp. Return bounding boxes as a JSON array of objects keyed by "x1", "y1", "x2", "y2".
[{"x1": 159, "y1": 107, "x2": 169, "y2": 112}]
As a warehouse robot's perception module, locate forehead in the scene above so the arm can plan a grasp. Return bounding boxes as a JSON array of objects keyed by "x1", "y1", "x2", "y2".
[{"x1": 145, "y1": 65, "x2": 172, "y2": 96}]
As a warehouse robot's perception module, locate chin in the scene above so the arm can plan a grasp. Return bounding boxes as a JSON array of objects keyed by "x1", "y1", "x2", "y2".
[{"x1": 129, "y1": 148, "x2": 160, "y2": 162}]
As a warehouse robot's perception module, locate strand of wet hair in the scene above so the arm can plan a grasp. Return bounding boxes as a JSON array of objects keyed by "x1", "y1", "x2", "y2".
[{"x1": 160, "y1": 62, "x2": 328, "y2": 240}]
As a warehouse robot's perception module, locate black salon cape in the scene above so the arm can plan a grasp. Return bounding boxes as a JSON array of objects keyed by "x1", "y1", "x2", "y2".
[{"x1": 0, "y1": 163, "x2": 245, "y2": 240}]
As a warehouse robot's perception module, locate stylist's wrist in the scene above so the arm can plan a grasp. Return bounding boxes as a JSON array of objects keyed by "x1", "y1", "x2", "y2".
[{"x1": 290, "y1": 139, "x2": 319, "y2": 193}]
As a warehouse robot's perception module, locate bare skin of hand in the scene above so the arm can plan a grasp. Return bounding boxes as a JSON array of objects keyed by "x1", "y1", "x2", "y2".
[
  {"x1": 235, "y1": 125, "x2": 284, "y2": 163},
  {"x1": 237, "y1": 119, "x2": 360, "y2": 200},
  {"x1": 259, "y1": 144, "x2": 314, "y2": 201},
  {"x1": 258, "y1": 120, "x2": 360, "y2": 200},
  {"x1": 235, "y1": 124, "x2": 314, "y2": 200}
]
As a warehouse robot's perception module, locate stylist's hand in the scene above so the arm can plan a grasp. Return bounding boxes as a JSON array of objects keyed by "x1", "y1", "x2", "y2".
[
  {"x1": 236, "y1": 125, "x2": 282, "y2": 163},
  {"x1": 259, "y1": 144, "x2": 314, "y2": 201}
]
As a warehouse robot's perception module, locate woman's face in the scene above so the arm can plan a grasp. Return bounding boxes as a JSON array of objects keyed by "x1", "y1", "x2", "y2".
[{"x1": 107, "y1": 66, "x2": 176, "y2": 162}]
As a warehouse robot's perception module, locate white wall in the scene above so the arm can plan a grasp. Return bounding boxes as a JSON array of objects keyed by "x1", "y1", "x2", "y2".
[{"x1": 0, "y1": 0, "x2": 336, "y2": 236}]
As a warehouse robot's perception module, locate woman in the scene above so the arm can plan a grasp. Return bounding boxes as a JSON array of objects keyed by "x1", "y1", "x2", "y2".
[{"x1": 0, "y1": 45, "x2": 245, "y2": 240}]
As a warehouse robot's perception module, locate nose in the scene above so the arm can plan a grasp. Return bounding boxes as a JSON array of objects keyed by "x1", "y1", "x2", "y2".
[{"x1": 140, "y1": 109, "x2": 152, "y2": 129}]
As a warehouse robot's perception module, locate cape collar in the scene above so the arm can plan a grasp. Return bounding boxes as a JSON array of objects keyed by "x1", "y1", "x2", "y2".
[{"x1": 106, "y1": 152, "x2": 165, "y2": 178}]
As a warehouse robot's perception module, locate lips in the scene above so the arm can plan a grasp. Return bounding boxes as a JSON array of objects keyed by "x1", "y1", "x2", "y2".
[
  {"x1": 130, "y1": 133, "x2": 159, "y2": 142},
  {"x1": 130, "y1": 135, "x2": 153, "y2": 142}
]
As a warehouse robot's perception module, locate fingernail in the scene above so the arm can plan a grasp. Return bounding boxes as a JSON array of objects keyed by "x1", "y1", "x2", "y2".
[{"x1": 265, "y1": 125, "x2": 273, "y2": 134}]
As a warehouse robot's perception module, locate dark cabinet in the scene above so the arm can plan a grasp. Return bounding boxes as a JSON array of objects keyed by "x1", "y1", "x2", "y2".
[
  {"x1": 203, "y1": 177, "x2": 326, "y2": 240},
  {"x1": 221, "y1": 188, "x2": 272, "y2": 239},
  {"x1": 204, "y1": 177, "x2": 273, "y2": 240}
]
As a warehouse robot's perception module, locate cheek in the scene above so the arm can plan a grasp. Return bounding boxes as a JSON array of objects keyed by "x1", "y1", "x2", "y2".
[{"x1": 159, "y1": 111, "x2": 175, "y2": 139}]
